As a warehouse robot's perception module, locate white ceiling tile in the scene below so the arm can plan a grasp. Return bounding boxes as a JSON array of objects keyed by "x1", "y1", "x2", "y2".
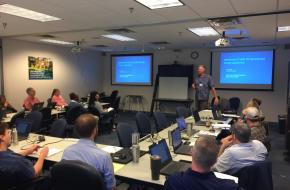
[{"x1": 230, "y1": 0, "x2": 277, "y2": 14}]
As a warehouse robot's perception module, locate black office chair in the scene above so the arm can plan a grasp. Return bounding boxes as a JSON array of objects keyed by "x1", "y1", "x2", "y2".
[
  {"x1": 25, "y1": 111, "x2": 43, "y2": 133},
  {"x1": 135, "y1": 112, "x2": 151, "y2": 138},
  {"x1": 40, "y1": 107, "x2": 52, "y2": 129},
  {"x1": 176, "y1": 106, "x2": 192, "y2": 118},
  {"x1": 88, "y1": 106, "x2": 114, "y2": 134},
  {"x1": 9, "y1": 111, "x2": 25, "y2": 128},
  {"x1": 224, "y1": 97, "x2": 240, "y2": 114},
  {"x1": 153, "y1": 112, "x2": 169, "y2": 132},
  {"x1": 116, "y1": 122, "x2": 136, "y2": 148},
  {"x1": 0, "y1": 175, "x2": 50, "y2": 190},
  {"x1": 112, "y1": 96, "x2": 121, "y2": 113},
  {"x1": 50, "y1": 119, "x2": 67, "y2": 138},
  {"x1": 233, "y1": 159, "x2": 273, "y2": 190},
  {"x1": 66, "y1": 106, "x2": 87, "y2": 125},
  {"x1": 51, "y1": 160, "x2": 106, "y2": 190}
]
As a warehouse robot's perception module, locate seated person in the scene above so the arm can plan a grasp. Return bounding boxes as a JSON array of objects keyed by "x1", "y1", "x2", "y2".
[
  {"x1": 0, "y1": 123, "x2": 48, "y2": 188},
  {"x1": 246, "y1": 98, "x2": 264, "y2": 119},
  {"x1": 242, "y1": 107, "x2": 266, "y2": 142},
  {"x1": 0, "y1": 95, "x2": 17, "y2": 113},
  {"x1": 23, "y1": 87, "x2": 40, "y2": 111},
  {"x1": 68, "y1": 92, "x2": 81, "y2": 108},
  {"x1": 62, "y1": 114, "x2": 116, "y2": 190},
  {"x1": 164, "y1": 136, "x2": 239, "y2": 190},
  {"x1": 88, "y1": 91, "x2": 113, "y2": 115},
  {"x1": 212, "y1": 122, "x2": 267, "y2": 175},
  {"x1": 51, "y1": 89, "x2": 67, "y2": 107}
]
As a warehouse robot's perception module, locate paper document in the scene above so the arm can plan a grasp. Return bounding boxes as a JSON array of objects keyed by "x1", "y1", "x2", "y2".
[
  {"x1": 102, "y1": 146, "x2": 122, "y2": 154},
  {"x1": 195, "y1": 130, "x2": 220, "y2": 137},
  {"x1": 113, "y1": 163, "x2": 125, "y2": 172},
  {"x1": 107, "y1": 107, "x2": 114, "y2": 112},
  {"x1": 35, "y1": 148, "x2": 62, "y2": 157},
  {"x1": 212, "y1": 124, "x2": 231, "y2": 129},
  {"x1": 222, "y1": 114, "x2": 240, "y2": 118},
  {"x1": 214, "y1": 172, "x2": 239, "y2": 183}
]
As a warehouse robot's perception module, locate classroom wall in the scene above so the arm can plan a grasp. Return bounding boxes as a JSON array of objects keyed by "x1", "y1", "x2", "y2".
[
  {"x1": 2, "y1": 39, "x2": 103, "y2": 110},
  {"x1": 102, "y1": 46, "x2": 290, "y2": 122}
]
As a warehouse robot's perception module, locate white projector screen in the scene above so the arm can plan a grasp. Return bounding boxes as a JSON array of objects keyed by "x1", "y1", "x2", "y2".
[
  {"x1": 211, "y1": 48, "x2": 274, "y2": 90},
  {"x1": 158, "y1": 77, "x2": 188, "y2": 100}
]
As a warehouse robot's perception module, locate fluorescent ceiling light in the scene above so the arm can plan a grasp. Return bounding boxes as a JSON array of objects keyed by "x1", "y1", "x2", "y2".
[
  {"x1": 135, "y1": 0, "x2": 183, "y2": 9},
  {"x1": 102, "y1": 34, "x2": 136, "y2": 41},
  {"x1": 278, "y1": 26, "x2": 290, "y2": 32},
  {"x1": 40, "y1": 39, "x2": 73, "y2": 45},
  {"x1": 0, "y1": 4, "x2": 61, "y2": 22},
  {"x1": 188, "y1": 27, "x2": 219, "y2": 36}
]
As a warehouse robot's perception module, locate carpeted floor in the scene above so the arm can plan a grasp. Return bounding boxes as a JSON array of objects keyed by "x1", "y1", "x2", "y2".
[{"x1": 95, "y1": 111, "x2": 290, "y2": 190}]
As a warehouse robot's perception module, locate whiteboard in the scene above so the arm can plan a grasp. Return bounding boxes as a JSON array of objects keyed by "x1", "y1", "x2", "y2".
[{"x1": 158, "y1": 77, "x2": 188, "y2": 100}]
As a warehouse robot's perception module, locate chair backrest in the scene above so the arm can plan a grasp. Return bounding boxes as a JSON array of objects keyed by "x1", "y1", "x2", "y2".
[
  {"x1": 112, "y1": 96, "x2": 121, "y2": 111},
  {"x1": 51, "y1": 160, "x2": 105, "y2": 190},
  {"x1": 176, "y1": 106, "x2": 191, "y2": 118},
  {"x1": 25, "y1": 111, "x2": 43, "y2": 132},
  {"x1": 153, "y1": 112, "x2": 169, "y2": 132},
  {"x1": 116, "y1": 122, "x2": 135, "y2": 148},
  {"x1": 50, "y1": 119, "x2": 67, "y2": 138},
  {"x1": 229, "y1": 97, "x2": 241, "y2": 111},
  {"x1": 9, "y1": 111, "x2": 25, "y2": 127},
  {"x1": 135, "y1": 112, "x2": 151, "y2": 137},
  {"x1": 40, "y1": 107, "x2": 52, "y2": 121},
  {"x1": 110, "y1": 90, "x2": 119, "y2": 101},
  {"x1": 88, "y1": 106, "x2": 100, "y2": 117},
  {"x1": 66, "y1": 106, "x2": 87, "y2": 125},
  {"x1": 234, "y1": 159, "x2": 273, "y2": 190}
]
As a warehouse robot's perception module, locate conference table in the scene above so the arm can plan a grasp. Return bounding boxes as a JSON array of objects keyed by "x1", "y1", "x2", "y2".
[{"x1": 9, "y1": 116, "x2": 237, "y2": 188}]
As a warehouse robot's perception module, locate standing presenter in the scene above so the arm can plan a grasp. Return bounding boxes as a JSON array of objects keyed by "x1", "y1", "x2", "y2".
[{"x1": 192, "y1": 65, "x2": 219, "y2": 111}]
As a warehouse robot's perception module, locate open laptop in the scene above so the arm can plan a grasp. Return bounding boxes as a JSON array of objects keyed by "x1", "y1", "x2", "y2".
[
  {"x1": 171, "y1": 128, "x2": 192, "y2": 156},
  {"x1": 176, "y1": 117, "x2": 186, "y2": 131},
  {"x1": 15, "y1": 119, "x2": 32, "y2": 141},
  {"x1": 193, "y1": 111, "x2": 206, "y2": 126},
  {"x1": 32, "y1": 102, "x2": 44, "y2": 111},
  {"x1": 149, "y1": 139, "x2": 191, "y2": 176}
]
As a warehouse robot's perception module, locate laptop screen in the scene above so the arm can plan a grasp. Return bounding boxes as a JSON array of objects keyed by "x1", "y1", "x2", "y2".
[
  {"x1": 176, "y1": 117, "x2": 186, "y2": 131},
  {"x1": 149, "y1": 139, "x2": 171, "y2": 164},
  {"x1": 16, "y1": 121, "x2": 30, "y2": 137},
  {"x1": 171, "y1": 129, "x2": 182, "y2": 149}
]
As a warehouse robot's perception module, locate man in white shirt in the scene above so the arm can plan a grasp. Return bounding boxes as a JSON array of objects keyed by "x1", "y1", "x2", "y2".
[{"x1": 212, "y1": 122, "x2": 268, "y2": 175}]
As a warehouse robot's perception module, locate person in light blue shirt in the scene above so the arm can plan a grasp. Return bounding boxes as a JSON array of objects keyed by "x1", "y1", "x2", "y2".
[
  {"x1": 62, "y1": 114, "x2": 116, "y2": 190},
  {"x1": 212, "y1": 122, "x2": 268, "y2": 175}
]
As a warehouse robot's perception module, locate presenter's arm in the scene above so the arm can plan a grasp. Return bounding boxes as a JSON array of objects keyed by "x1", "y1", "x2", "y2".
[
  {"x1": 192, "y1": 83, "x2": 195, "y2": 89},
  {"x1": 210, "y1": 87, "x2": 219, "y2": 105}
]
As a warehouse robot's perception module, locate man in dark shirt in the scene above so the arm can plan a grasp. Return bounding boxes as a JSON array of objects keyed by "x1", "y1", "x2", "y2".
[
  {"x1": 0, "y1": 122, "x2": 49, "y2": 188},
  {"x1": 193, "y1": 65, "x2": 218, "y2": 111},
  {"x1": 164, "y1": 136, "x2": 239, "y2": 190}
]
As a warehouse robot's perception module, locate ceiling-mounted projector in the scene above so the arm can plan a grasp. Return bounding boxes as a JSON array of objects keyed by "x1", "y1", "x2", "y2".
[{"x1": 215, "y1": 37, "x2": 231, "y2": 47}]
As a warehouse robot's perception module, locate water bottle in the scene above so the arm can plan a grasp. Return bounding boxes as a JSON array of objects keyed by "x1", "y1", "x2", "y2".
[
  {"x1": 12, "y1": 128, "x2": 18, "y2": 145},
  {"x1": 132, "y1": 144, "x2": 140, "y2": 163}
]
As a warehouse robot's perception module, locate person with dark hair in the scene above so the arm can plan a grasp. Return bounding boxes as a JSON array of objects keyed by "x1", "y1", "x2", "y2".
[
  {"x1": 68, "y1": 92, "x2": 81, "y2": 108},
  {"x1": 0, "y1": 95, "x2": 17, "y2": 113},
  {"x1": 212, "y1": 122, "x2": 267, "y2": 175},
  {"x1": 192, "y1": 65, "x2": 219, "y2": 111},
  {"x1": 0, "y1": 122, "x2": 48, "y2": 188},
  {"x1": 51, "y1": 89, "x2": 67, "y2": 107},
  {"x1": 23, "y1": 87, "x2": 40, "y2": 111},
  {"x1": 88, "y1": 91, "x2": 112, "y2": 115},
  {"x1": 62, "y1": 114, "x2": 116, "y2": 190},
  {"x1": 164, "y1": 136, "x2": 238, "y2": 190}
]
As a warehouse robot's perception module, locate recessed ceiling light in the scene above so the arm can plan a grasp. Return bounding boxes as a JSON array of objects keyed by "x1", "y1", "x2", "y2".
[
  {"x1": 278, "y1": 26, "x2": 290, "y2": 32},
  {"x1": 102, "y1": 34, "x2": 136, "y2": 41},
  {"x1": 135, "y1": 0, "x2": 183, "y2": 9},
  {"x1": 188, "y1": 27, "x2": 219, "y2": 37},
  {"x1": 40, "y1": 39, "x2": 73, "y2": 45},
  {"x1": 0, "y1": 4, "x2": 61, "y2": 22}
]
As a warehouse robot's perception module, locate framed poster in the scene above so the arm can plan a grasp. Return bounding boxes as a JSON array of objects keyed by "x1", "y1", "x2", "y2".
[{"x1": 28, "y1": 56, "x2": 53, "y2": 80}]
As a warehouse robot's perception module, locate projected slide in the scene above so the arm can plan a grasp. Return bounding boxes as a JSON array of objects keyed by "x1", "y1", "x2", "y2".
[
  {"x1": 211, "y1": 49, "x2": 274, "y2": 90},
  {"x1": 111, "y1": 54, "x2": 152, "y2": 85},
  {"x1": 220, "y1": 51, "x2": 273, "y2": 84}
]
